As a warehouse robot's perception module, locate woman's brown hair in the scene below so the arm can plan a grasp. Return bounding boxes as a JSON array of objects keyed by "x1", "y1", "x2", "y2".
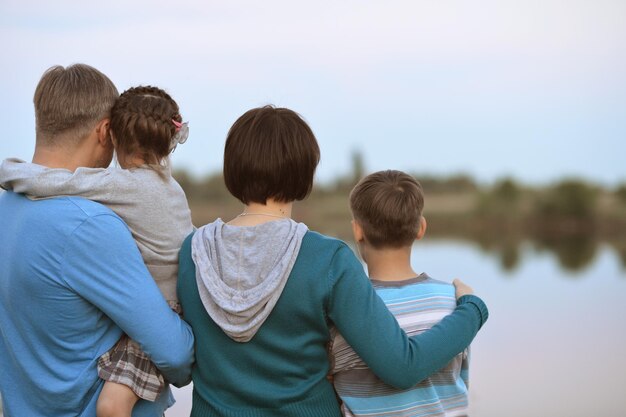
[
  {"x1": 110, "y1": 86, "x2": 182, "y2": 167},
  {"x1": 223, "y1": 105, "x2": 320, "y2": 204}
]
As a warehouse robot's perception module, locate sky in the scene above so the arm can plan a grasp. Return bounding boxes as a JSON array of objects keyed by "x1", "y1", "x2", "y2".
[{"x1": 0, "y1": 0, "x2": 624, "y2": 186}]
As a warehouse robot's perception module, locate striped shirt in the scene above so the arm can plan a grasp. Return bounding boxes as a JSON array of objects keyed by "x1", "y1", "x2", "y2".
[{"x1": 330, "y1": 274, "x2": 470, "y2": 417}]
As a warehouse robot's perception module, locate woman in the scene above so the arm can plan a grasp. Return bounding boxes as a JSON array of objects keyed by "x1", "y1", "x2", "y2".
[{"x1": 177, "y1": 106, "x2": 488, "y2": 416}]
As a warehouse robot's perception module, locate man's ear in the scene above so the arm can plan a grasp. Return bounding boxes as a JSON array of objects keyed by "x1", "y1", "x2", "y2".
[
  {"x1": 416, "y1": 216, "x2": 427, "y2": 240},
  {"x1": 351, "y1": 219, "x2": 365, "y2": 243},
  {"x1": 95, "y1": 118, "x2": 111, "y2": 147}
]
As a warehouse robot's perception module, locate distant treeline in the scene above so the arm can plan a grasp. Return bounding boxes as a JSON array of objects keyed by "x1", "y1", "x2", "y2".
[
  {"x1": 174, "y1": 168, "x2": 626, "y2": 235},
  {"x1": 173, "y1": 168, "x2": 626, "y2": 273}
]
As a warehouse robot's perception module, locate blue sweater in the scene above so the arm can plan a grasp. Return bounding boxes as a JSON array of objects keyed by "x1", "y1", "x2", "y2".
[
  {"x1": 0, "y1": 191, "x2": 195, "y2": 417},
  {"x1": 178, "y1": 230, "x2": 488, "y2": 417}
]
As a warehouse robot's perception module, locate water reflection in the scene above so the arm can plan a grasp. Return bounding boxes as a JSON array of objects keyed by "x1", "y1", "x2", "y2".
[
  {"x1": 499, "y1": 242, "x2": 520, "y2": 272},
  {"x1": 462, "y1": 233, "x2": 607, "y2": 274},
  {"x1": 533, "y1": 235, "x2": 598, "y2": 272},
  {"x1": 609, "y1": 240, "x2": 626, "y2": 271}
]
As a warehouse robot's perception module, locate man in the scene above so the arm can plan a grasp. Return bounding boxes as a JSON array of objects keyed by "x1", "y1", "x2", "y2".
[{"x1": 0, "y1": 64, "x2": 194, "y2": 416}]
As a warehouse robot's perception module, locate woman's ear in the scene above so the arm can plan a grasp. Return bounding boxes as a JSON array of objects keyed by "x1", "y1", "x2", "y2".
[{"x1": 416, "y1": 216, "x2": 427, "y2": 241}]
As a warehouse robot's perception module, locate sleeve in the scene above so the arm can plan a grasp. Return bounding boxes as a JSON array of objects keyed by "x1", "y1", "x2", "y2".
[
  {"x1": 327, "y1": 244, "x2": 488, "y2": 389},
  {"x1": 4, "y1": 162, "x2": 136, "y2": 205},
  {"x1": 60, "y1": 213, "x2": 195, "y2": 386}
]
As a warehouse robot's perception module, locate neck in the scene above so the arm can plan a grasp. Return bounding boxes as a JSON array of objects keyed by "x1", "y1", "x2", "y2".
[
  {"x1": 116, "y1": 153, "x2": 147, "y2": 169},
  {"x1": 362, "y1": 245, "x2": 418, "y2": 281},
  {"x1": 32, "y1": 146, "x2": 88, "y2": 171},
  {"x1": 229, "y1": 199, "x2": 293, "y2": 226}
]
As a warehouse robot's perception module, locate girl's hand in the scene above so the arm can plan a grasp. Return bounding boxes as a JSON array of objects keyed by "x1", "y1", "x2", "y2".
[{"x1": 453, "y1": 279, "x2": 474, "y2": 299}]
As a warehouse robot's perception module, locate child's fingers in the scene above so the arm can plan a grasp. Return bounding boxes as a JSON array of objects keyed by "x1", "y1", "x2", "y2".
[{"x1": 453, "y1": 278, "x2": 474, "y2": 299}]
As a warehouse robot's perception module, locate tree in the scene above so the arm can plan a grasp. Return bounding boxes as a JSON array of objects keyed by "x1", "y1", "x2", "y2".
[
  {"x1": 492, "y1": 178, "x2": 520, "y2": 203},
  {"x1": 615, "y1": 184, "x2": 626, "y2": 205},
  {"x1": 350, "y1": 149, "x2": 365, "y2": 185},
  {"x1": 535, "y1": 179, "x2": 598, "y2": 220}
]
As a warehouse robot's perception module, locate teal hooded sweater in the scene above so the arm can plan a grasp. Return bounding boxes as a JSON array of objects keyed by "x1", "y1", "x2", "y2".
[{"x1": 178, "y1": 229, "x2": 488, "y2": 417}]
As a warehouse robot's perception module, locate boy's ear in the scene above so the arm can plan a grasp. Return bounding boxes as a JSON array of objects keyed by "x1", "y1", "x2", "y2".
[
  {"x1": 416, "y1": 216, "x2": 427, "y2": 240},
  {"x1": 351, "y1": 219, "x2": 365, "y2": 243}
]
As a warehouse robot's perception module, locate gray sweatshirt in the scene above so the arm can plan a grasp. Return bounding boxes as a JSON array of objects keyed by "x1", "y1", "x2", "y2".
[
  {"x1": 0, "y1": 158, "x2": 194, "y2": 306},
  {"x1": 191, "y1": 218, "x2": 308, "y2": 342}
]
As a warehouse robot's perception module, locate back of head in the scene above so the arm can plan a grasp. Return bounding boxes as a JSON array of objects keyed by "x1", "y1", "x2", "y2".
[
  {"x1": 110, "y1": 86, "x2": 182, "y2": 167},
  {"x1": 223, "y1": 105, "x2": 320, "y2": 204},
  {"x1": 350, "y1": 170, "x2": 424, "y2": 249},
  {"x1": 34, "y1": 64, "x2": 118, "y2": 146}
]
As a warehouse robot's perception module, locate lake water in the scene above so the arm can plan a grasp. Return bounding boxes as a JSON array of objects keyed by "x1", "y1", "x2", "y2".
[{"x1": 166, "y1": 239, "x2": 626, "y2": 417}]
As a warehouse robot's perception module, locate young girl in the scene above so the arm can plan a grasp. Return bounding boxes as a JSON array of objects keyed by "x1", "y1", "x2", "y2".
[{"x1": 0, "y1": 86, "x2": 194, "y2": 416}]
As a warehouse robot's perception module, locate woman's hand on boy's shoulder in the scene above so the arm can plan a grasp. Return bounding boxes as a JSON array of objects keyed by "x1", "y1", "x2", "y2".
[{"x1": 453, "y1": 279, "x2": 474, "y2": 299}]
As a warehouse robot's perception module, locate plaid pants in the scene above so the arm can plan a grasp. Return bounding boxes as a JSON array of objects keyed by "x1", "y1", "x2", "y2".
[{"x1": 97, "y1": 334, "x2": 165, "y2": 401}]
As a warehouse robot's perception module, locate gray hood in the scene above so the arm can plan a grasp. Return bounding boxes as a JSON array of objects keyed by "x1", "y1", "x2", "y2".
[{"x1": 191, "y1": 218, "x2": 308, "y2": 342}]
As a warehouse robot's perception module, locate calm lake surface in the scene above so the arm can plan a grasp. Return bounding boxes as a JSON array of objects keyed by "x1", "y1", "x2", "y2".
[{"x1": 167, "y1": 239, "x2": 626, "y2": 417}]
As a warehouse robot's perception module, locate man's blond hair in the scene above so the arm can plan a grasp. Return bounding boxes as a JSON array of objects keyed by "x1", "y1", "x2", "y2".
[{"x1": 34, "y1": 64, "x2": 118, "y2": 145}]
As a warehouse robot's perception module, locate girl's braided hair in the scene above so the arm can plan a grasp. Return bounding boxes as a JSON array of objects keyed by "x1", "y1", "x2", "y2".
[{"x1": 110, "y1": 86, "x2": 182, "y2": 167}]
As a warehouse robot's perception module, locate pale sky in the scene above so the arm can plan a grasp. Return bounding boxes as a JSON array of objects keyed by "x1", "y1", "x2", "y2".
[{"x1": 1, "y1": 0, "x2": 624, "y2": 185}]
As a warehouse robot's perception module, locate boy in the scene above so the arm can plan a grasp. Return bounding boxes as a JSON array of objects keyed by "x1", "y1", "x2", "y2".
[{"x1": 330, "y1": 170, "x2": 471, "y2": 417}]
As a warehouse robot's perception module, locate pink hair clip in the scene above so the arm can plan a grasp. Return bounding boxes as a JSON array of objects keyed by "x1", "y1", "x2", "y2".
[
  {"x1": 170, "y1": 119, "x2": 189, "y2": 153},
  {"x1": 172, "y1": 119, "x2": 183, "y2": 132}
]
